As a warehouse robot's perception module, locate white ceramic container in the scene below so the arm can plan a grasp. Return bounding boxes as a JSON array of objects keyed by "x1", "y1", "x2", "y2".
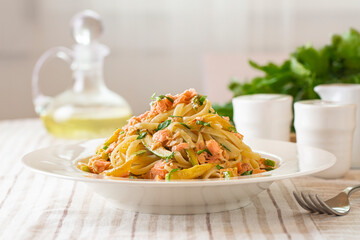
[
  {"x1": 232, "y1": 94, "x2": 293, "y2": 141},
  {"x1": 22, "y1": 138, "x2": 335, "y2": 214},
  {"x1": 315, "y1": 84, "x2": 360, "y2": 168},
  {"x1": 294, "y1": 100, "x2": 356, "y2": 178}
]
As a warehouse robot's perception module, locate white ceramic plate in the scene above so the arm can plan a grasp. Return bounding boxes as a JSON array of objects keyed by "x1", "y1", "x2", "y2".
[{"x1": 22, "y1": 138, "x2": 335, "y2": 214}]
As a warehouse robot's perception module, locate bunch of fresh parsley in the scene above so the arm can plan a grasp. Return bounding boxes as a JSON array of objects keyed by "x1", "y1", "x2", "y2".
[{"x1": 213, "y1": 28, "x2": 360, "y2": 122}]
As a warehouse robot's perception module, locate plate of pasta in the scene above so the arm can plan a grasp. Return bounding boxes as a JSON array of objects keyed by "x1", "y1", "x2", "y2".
[{"x1": 23, "y1": 89, "x2": 336, "y2": 214}]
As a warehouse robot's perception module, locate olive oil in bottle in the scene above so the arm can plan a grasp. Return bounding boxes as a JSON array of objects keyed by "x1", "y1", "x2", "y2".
[{"x1": 32, "y1": 10, "x2": 132, "y2": 139}]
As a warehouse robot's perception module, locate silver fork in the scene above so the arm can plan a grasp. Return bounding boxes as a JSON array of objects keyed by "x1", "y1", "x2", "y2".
[{"x1": 293, "y1": 185, "x2": 360, "y2": 216}]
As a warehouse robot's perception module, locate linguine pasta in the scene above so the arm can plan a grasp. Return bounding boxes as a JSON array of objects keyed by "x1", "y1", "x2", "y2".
[{"x1": 79, "y1": 89, "x2": 276, "y2": 180}]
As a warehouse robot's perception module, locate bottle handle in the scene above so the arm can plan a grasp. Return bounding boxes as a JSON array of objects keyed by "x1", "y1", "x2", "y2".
[{"x1": 32, "y1": 47, "x2": 74, "y2": 114}]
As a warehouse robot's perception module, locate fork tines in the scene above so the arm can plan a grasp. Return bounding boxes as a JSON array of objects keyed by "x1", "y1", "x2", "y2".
[{"x1": 293, "y1": 191, "x2": 336, "y2": 215}]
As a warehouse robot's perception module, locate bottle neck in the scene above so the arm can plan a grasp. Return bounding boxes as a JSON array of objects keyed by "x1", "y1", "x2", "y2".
[{"x1": 72, "y1": 62, "x2": 106, "y2": 93}]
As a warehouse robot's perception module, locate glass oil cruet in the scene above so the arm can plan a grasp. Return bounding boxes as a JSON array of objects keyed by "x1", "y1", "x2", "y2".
[{"x1": 32, "y1": 10, "x2": 132, "y2": 139}]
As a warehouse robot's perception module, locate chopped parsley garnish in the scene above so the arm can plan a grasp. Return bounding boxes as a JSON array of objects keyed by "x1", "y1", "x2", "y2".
[
  {"x1": 216, "y1": 164, "x2": 224, "y2": 170},
  {"x1": 120, "y1": 131, "x2": 125, "y2": 135},
  {"x1": 165, "y1": 152, "x2": 175, "y2": 162},
  {"x1": 157, "y1": 95, "x2": 174, "y2": 103},
  {"x1": 80, "y1": 165, "x2": 90, "y2": 172},
  {"x1": 220, "y1": 143, "x2": 231, "y2": 152},
  {"x1": 196, "y1": 120, "x2": 211, "y2": 128},
  {"x1": 199, "y1": 95, "x2": 207, "y2": 105},
  {"x1": 179, "y1": 122, "x2": 191, "y2": 129},
  {"x1": 264, "y1": 159, "x2": 275, "y2": 167},
  {"x1": 228, "y1": 126, "x2": 237, "y2": 133},
  {"x1": 165, "y1": 168, "x2": 179, "y2": 181},
  {"x1": 191, "y1": 94, "x2": 207, "y2": 110},
  {"x1": 208, "y1": 109, "x2": 217, "y2": 114},
  {"x1": 156, "y1": 119, "x2": 172, "y2": 131},
  {"x1": 151, "y1": 92, "x2": 174, "y2": 103},
  {"x1": 169, "y1": 115, "x2": 183, "y2": 118},
  {"x1": 136, "y1": 131, "x2": 147, "y2": 140},
  {"x1": 265, "y1": 167, "x2": 274, "y2": 171},
  {"x1": 241, "y1": 170, "x2": 253, "y2": 176},
  {"x1": 197, "y1": 148, "x2": 212, "y2": 156},
  {"x1": 103, "y1": 145, "x2": 108, "y2": 150},
  {"x1": 223, "y1": 171, "x2": 232, "y2": 180},
  {"x1": 151, "y1": 92, "x2": 157, "y2": 100},
  {"x1": 129, "y1": 175, "x2": 135, "y2": 179}
]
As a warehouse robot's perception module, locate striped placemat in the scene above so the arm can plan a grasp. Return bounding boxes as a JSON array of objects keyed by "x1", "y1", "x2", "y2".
[{"x1": 0, "y1": 119, "x2": 359, "y2": 239}]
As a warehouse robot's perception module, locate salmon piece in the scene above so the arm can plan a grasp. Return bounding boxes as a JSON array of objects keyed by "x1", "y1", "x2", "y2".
[
  {"x1": 151, "y1": 98, "x2": 173, "y2": 114},
  {"x1": 173, "y1": 88, "x2": 197, "y2": 105},
  {"x1": 172, "y1": 143, "x2": 190, "y2": 152},
  {"x1": 258, "y1": 158, "x2": 267, "y2": 169},
  {"x1": 237, "y1": 163, "x2": 252, "y2": 175},
  {"x1": 195, "y1": 142, "x2": 205, "y2": 151},
  {"x1": 128, "y1": 116, "x2": 140, "y2": 126},
  {"x1": 197, "y1": 153, "x2": 207, "y2": 164},
  {"x1": 154, "y1": 175, "x2": 163, "y2": 181},
  {"x1": 253, "y1": 169, "x2": 266, "y2": 174},
  {"x1": 195, "y1": 140, "x2": 224, "y2": 163},
  {"x1": 206, "y1": 158, "x2": 221, "y2": 164},
  {"x1": 132, "y1": 111, "x2": 150, "y2": 122},
  {"x1": 149, "y1": 160, "x2": 168, "y2": 179},
  {"x1": 153, "y1": 129, "x2": 171, "y2": 143},
  {"x1": 90, "y1": 159, "x2": 111, "y2": 174},
  {"x1": 222, "y1": 116, "x2": 230, "y2": 122},
  {"x1": 206, "y1": 140, "x2": 223, "y2": 157},
  {"x1": 105, "y1": 142, "x2": 116, "y2": 154}
]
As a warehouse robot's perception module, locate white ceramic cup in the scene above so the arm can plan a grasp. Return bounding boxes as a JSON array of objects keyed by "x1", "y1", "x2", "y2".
[
  {"x1": 232, "y1": 94, "x2": 293, "y2": 141},
  {"x1": 315, "y1": 83, "x2": 360, "y2": 168},
  {"x1": 294, "y1": 100, "x2": 356, "y2": 179}
]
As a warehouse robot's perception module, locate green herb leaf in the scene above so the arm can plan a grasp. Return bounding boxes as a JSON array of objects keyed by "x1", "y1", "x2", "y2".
[
  {"x1": 191, "y1": 94, "x2": 207, "y2": 110},
  {"x1": 103, "y1": 145, "x2": 108, "y2": 150},
  {"x1": 120, "y1": 131, "x2": 125, "y2": 135},
  {"x1": 223, "y1": 171, "x2": 232, "y2": 180},
  {"x1": 220, "y1": 143, "x2": 231, "y2": 152},
  {"x1": 228, "y1": 126, "x2": 237, "y2": 133},
  {"x1": 241, "y1": 170, "x2": 253, "y2": 176},
  {"x1": 265, "y1": 167, "x2": 274, "y2": 171},
  {"x1": 129, "y1": 175, "x2": 135, "y2": 179},
  {"x1": 151, "y1": 92, "x2": 157, "y2": 100},
  {"x1": 212, "y1": 102, "x2": 233, "y2": 121},
  {"x1": 197, "y1": 148, "x2": 212, "y2": 156},
  {"x1": 151, "y1": 92, "x2": 174, "y2": 103},
  {"x1": 136, "y1": 131, "x2": 147, "y2": 140},
  {"x1": 165, "y1": 152, "x2": 175, "y2": 161},
  {"x1": 165, "y1": 168, "x2": 179, "y2": 181},
  {"x1": 216, "y1": 164, "x2": 224, "y2": 170},
  {"x1": 196, "y1": 120, "x2": 211, "y2": 128},
  {"x1": 156, "y1": 120, "x2": 172, "y2": 131},
  {"x1": 155, "y1": 94, "x2": 174, "y2": 103},
  {"x1": 80, "y1": 165, "x2": 91, "y2": 172},
  {"x1": 216, "y1": 28, "x2": 360, "y2": 127},
  {"x1": 264, "y1": 159, "x2": 276, "y2": 167},
  {"x1": 165, "y1": 96, "x2": 174, "y2": 103},
  {"x1": 179, "y1": 122, "x2": 191, "y2": 129},
  {"x1": 132, "y1": 150, "x2": 147, "y2": 156},
  {"x1": 169, "y1": 115, "x2": 183, "y2": 118},
  {"x1": 199, "y1": 95, "x2": 207, "y2": 105}
]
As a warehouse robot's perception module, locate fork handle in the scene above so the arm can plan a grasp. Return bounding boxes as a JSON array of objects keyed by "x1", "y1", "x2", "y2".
[{"x1": 344, "y1": 184, "x2": 360, "y2": 196}]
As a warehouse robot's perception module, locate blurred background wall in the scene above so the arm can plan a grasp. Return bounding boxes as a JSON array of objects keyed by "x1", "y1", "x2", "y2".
[{"x1": 1, "y1": 0, "x2": 360, "y2": 119}]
